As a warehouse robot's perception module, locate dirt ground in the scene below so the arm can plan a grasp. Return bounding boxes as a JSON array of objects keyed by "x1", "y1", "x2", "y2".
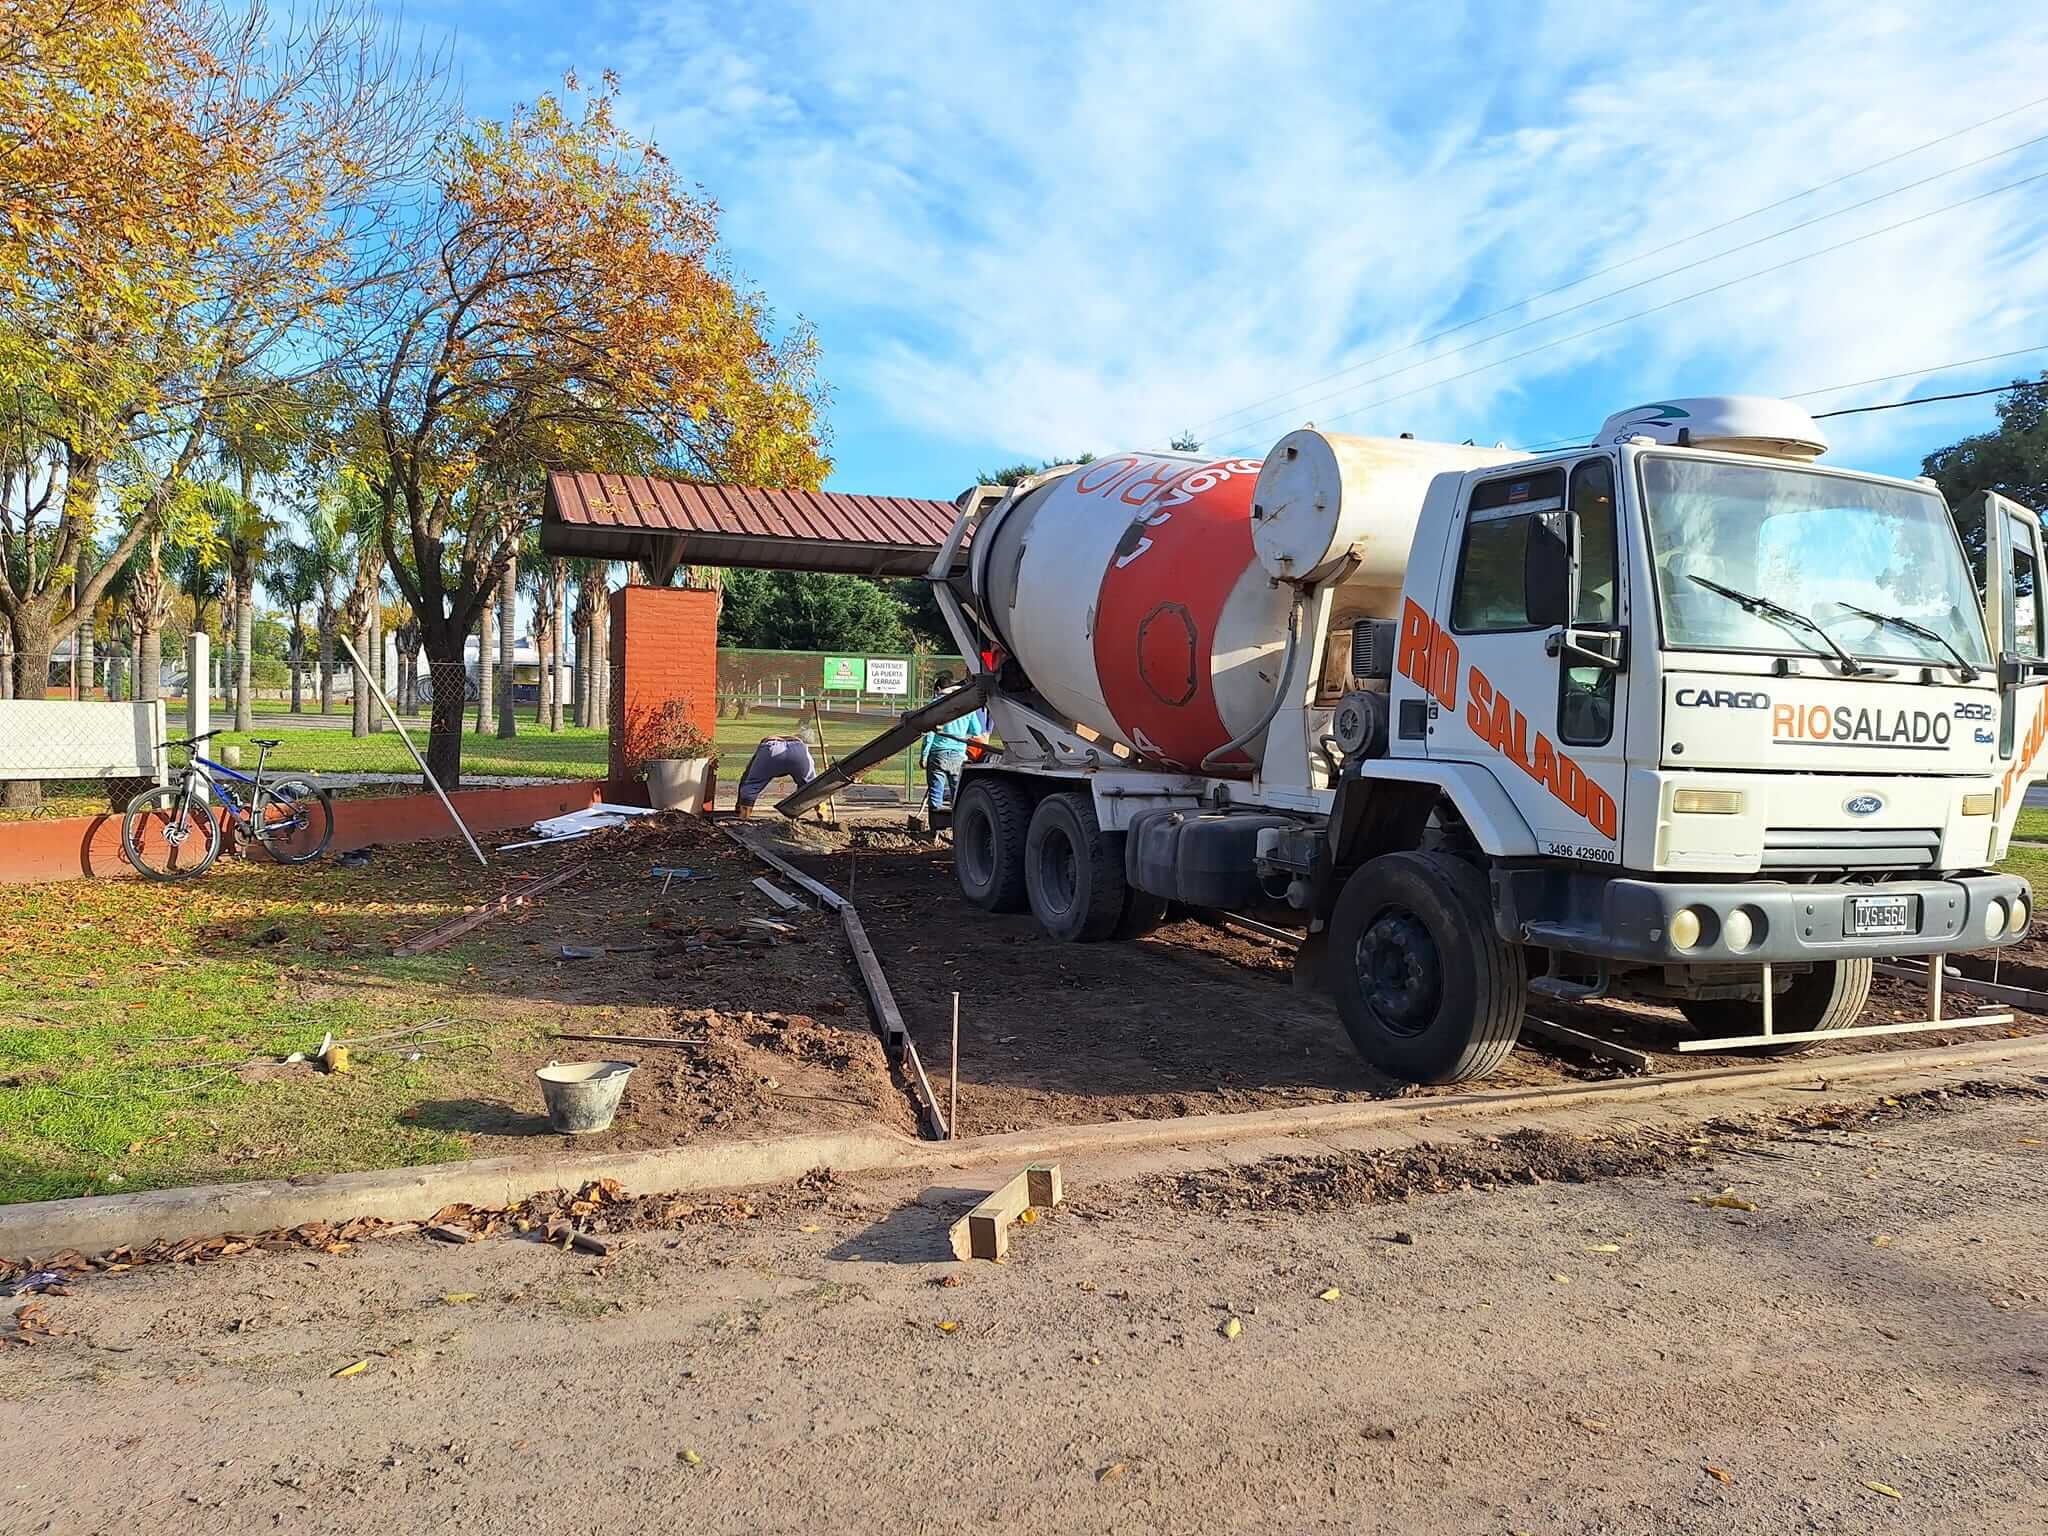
[
  {"x1": 738, "y1": 821, "x2": 2048, "y2": 1138},
  {"x1": 2, "y1": 1071, "x2": 2042, "y2": 1535}
]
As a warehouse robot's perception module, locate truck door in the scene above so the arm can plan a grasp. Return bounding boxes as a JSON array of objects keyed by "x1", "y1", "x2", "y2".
[
  {"x1": 1963, "y1": 491, "x2": 2048, "y2": 849},
  {"x1": 1429, "y1": 456, "x2": 1629, "y2": 862}
]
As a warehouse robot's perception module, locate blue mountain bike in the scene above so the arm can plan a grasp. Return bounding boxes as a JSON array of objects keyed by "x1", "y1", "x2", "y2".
[{"x1": 121, "y1": 732, "x2": 335, "y2": 880}]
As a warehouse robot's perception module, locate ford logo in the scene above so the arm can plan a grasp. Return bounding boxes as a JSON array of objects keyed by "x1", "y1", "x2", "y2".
[{"x1": 1844, "y1": 794, "x2": 1884, "y2": 816}]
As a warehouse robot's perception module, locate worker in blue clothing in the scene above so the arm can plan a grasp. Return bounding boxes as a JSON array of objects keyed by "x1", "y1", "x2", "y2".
[{"x1": 921, "y1": 671, "x2": 991, "y2": 822}]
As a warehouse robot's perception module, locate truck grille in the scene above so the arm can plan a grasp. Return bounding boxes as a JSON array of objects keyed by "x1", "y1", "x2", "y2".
[{"x1": 1760, "y1": 826, "x2": 1941, "y2": 871}]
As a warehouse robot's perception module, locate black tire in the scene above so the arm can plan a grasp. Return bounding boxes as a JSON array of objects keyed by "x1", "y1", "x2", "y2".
[
  {"x1": 254, "y1": 781, "x2": 335, "y2": 864},
  {"x1": 1678, "y1": 959, "x2": 1872, "y2": 1055},
  {"x1": 1327, "y1": 850, "x2": 1526, "y2": 1084},
  {"x1": 121, "y1": 783, "x2": 222, "y2": 881},
  {"x1": 953, "y1": 776, "x2": 1031, "y2": 913},
  {"x1": 1024, "y1": 791, "x2": 1129, "y2": 942}
]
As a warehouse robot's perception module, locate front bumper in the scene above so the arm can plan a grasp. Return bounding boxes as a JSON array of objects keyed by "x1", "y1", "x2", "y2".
[{"x1": 1496, "y1": 868, "x2": 2030, "y2": 964}]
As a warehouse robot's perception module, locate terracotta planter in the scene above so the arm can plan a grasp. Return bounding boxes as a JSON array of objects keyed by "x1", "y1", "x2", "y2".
[{"x1": 646, "y1": 756, "x2": 714, "y2": 813}]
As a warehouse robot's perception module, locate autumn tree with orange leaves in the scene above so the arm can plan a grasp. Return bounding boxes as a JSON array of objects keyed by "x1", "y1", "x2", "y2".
[
  {"x1": 344, "y1": 74, "x2": 830, "y2": 787},
  {"x1": 0, "y1": 0, "x2": 443, "y2": 807}
]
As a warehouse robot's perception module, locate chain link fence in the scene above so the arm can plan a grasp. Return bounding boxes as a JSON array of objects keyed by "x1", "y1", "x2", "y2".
[{"x1": 4, "y1": 638, "x2": 975, "y2": 818}]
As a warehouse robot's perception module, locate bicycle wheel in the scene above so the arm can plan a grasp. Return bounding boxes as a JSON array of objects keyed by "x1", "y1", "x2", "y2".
[
  {"x1": 253, "y1": 780, "x2": 335, "y2": 863},
  {"x1": 122, "y1": 783, "x2": 222, "y2": 880}
]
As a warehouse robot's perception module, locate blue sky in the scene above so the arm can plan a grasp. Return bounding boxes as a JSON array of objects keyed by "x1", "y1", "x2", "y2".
[{"x1": 401, "y1": 0, "x2": 2048, "y2": 498}]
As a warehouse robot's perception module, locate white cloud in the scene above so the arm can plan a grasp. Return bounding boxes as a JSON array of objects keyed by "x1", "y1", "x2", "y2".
[{"x1": 608, "y1": 0, "x2": 2048, "y2": 473}]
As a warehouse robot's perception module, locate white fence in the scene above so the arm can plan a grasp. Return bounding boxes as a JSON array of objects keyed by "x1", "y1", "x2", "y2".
[{"x1": 0, "y1": 699, "x2": 166, "y2": 782}]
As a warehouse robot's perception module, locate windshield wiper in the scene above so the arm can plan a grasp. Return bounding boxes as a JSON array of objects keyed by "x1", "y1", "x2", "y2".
[
  {"x1": 1687, "y1": 574, "x2": 1865, "y2": 675},
  {"x1": 1828, "y1": 600, "x2": 1980, "y2": 681}
]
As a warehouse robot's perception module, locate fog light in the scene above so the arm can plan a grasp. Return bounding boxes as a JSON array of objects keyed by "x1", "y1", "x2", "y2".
[
  {"x1": 1961, "y1": 791, "x2": 1996, "y2": 817},
  {"x1": 2008, "y1": 895, "x2": 2030, "y2": 935},
  {"x1": 1673, "y1": 789, "x2": 1744, "y2": 815},
  {"x1": 1669, "y1": 907, "x2": 1703, "y2": 950},
  {"x1": 1723, "y1": 907, "x2": 1754, "y2": 952},
  {"x1": 1982, "y1": 900, "x2": 2008, "y2": 942}
]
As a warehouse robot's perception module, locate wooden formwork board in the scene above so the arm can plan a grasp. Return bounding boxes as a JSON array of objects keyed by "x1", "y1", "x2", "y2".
[{"x1": 949, "y1": 1163, "x2": 1063, "y2": 1262}]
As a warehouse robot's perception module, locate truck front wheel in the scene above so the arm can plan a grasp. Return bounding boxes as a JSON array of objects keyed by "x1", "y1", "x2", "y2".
[
  {"x1": 1328, "y1": 851, "x2": 1526, "y2": 1084},
  {"x1": 953, "y1": 776, "x2": 1032, "y2": 913},
  {"x1": 1677, "y1": 958, "x2": 1872, "y2": 1055},
  {"x1": 1024, "y1": 791, "x2": 1130, "y2": 942}
]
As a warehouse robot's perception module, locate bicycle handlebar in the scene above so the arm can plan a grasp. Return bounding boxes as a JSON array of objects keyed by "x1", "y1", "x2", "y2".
[{"x1": 161, "y1": 731, "x2": 219, "y2": 748}]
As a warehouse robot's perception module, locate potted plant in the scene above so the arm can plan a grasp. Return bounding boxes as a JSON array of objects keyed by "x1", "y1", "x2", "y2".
[{"x1": 640, "y1": 698, "x2": 716, "y2": 813}]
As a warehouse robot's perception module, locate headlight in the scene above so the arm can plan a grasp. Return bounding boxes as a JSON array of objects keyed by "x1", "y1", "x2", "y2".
[
  {"x1": 1669, "y1": 907, "x2": 1703, "y2": 950},
  {"x1": 2008, "y1": 896, "x2": 2030, "y2": 935},
  {"x1": 1723, "y1": 907, "x2": 1754, "y2": 952},
  {"x1": 1982, "y1": 900, "x2": 2007, "y2": 942}
]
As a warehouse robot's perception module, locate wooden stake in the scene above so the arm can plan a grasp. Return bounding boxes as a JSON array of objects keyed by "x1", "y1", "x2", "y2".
[{"x1": 950, "y1": 991, "x2": 960, "y2": 1140}]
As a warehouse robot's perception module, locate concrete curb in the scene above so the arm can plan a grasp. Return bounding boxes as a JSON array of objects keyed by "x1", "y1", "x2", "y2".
[{"x1": 6, "y1": 1035, "x2": 2046, "y2": 1260}]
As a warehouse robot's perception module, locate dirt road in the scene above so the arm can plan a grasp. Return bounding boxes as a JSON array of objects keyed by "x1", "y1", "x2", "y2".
[{"x1": 3, "y1": 1078, "x2": 2044, "y2": 1535}]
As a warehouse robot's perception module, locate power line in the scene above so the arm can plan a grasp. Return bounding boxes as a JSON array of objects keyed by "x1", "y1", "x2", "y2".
[
  {"x1": 1293, "y1": 165, "x2": 2048, "y2": 439},
  {"x1": 1214, "y1": 130, "x2": 2048, "y2": 447},
  {"x1": 1192, "y1": 94, "x2": 2048, "y2": 437},
  {"x1": 1524, "y1": 345, "x2": 2048, "y2": 448},
  {"x1": 1813, "y1": 379, "x2": 2047, "y2": 419}
]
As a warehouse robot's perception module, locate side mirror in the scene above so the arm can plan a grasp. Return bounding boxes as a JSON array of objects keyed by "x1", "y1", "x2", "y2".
[
  {"x1": 1524, "y1": 510, "x2": 1571, "y2": 628},
  {"x1": 1999, "y1": 651, "x2": 2048, "y2": 686}
]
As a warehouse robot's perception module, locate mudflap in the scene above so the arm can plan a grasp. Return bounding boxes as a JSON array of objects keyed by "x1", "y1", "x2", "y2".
[{"x1": 1292, "y1": 926, "x2": 1332, "y2": 994}]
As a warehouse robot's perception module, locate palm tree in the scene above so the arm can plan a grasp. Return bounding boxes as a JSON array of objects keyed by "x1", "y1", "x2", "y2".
[
  {"x1": 168, "y1": 508, "x2": 228, "y2": 694},
  {"x1": 300, "y1": 497, "x2": 347, "y2": 715},
  {"x1": 210, "y1": 379, "x2": 301, "y2": 729},
  {"x1": 318, "y1": 471, "x2": 384, "y2": 738},
  {"x1": 126, "y1": 536, "x2": 173, "y2": 705},
  {"x1": 264, "y1": 543, "x2": 321, "y2": 712}
]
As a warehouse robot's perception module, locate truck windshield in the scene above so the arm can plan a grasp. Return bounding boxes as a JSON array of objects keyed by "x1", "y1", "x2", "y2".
[{"x1": 1640, "y1": 455, "x2": 1992, "y2": 669}]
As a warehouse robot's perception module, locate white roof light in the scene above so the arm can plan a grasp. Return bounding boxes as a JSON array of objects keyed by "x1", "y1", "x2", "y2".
[{"x1": 1595, "y1": 396, "x2": 1829, "y2": 460}]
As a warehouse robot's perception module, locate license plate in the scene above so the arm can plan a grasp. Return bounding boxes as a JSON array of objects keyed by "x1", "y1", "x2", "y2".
[{"x1": 1847, "y1": 894, "x2": 1913, "y2": 937}]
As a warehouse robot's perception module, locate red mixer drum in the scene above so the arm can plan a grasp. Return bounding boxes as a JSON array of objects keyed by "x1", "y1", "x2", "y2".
[{"x1": 967, "y1": 451, "x2": 1294, "y2": 774}]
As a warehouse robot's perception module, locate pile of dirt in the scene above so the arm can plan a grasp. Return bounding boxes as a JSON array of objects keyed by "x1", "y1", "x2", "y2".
[{"x1": 1110, "y1": 1077, "x2": 2048, "y2": 1219}]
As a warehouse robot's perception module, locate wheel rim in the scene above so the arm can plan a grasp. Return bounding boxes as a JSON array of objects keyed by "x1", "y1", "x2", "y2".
[
  {"x1": 130, "y1": 797, "x2": 204, "y2": 874},
  {"x1": 959, "y1": 804, "x2": 995, "y2": 889},
  {"x1": 1355, "y1": 907, "x2": 1443, "y2": 1037},
  {"x1": 1037, "y1": 827, "x2": 1077, "y2": 915}
]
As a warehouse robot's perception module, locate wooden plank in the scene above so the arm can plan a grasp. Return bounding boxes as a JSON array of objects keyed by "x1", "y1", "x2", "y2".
[
  {"x1": 1521, "y1": 1014, "x2": 1655, "y2": 1073},
  {"x1": 393, "y1": 863, "x2": 589, "y2": 956},
  {"x1": 720, "y1": 827, "x2": 846, "y2": 911},
  {"x1": 1677, "y1": 1013, "x2": 2012, "y2": 1051},
  {"x1": 550, "y1": 1033, "x2": 707, "y2": 1050},
  {"x1": 841, "y1": 907, "x2": 906, "y2": 1051},
  {"x1": 1874, "y1": 960, "x2": 2048, "y2": 1011},
  {"x1": 948, "y1": 1162, "x2": 1063, "y2": 1263},
  {"x1": 752, "y1": 876, "x2": 804, "y2": 911}
]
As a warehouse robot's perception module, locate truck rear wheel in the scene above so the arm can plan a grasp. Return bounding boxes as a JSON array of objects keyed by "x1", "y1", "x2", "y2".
[
  {"x1": 1025, "y1": 791, "x2": 1129, "y2": 942},
  {"x1": 953, "y1": 776, "x2": 1031, "y2": 913},
  {"x1": 1328, "y1": 850, "x2": 1526, "y2": 1084},
  {"x1": 1677, "y1": 958, "x2": 1872, "y2": 1055}
]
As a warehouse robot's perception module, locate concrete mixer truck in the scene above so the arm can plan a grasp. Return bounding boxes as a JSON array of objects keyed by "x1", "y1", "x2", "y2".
[{"x1": 782, "y1": 396, "x2": 2048, "y2": 1084}]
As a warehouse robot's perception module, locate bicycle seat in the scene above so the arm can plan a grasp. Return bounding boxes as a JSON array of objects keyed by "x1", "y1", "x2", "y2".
[{"x1": 249, "y1": 738, "x2": 283, "y2": 748}]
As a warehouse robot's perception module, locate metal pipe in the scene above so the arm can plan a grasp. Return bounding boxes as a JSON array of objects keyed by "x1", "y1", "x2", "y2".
[
  {"x1": 1200, "y1": 593, "x2": 1304, "y2": 773},
  {"x1": 338, "y1": 635, "x2": 487, "y2": 867}
]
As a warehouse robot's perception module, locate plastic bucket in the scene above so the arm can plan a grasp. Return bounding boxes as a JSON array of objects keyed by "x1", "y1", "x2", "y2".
[{"x1": 535, "y1": 1060, "x2": 634, "y2": 1134}]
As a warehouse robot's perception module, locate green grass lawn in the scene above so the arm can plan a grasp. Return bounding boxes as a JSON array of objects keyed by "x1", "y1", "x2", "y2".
[{"x1": 0, "y1": 848, "x2": 512, "y2": 1203}]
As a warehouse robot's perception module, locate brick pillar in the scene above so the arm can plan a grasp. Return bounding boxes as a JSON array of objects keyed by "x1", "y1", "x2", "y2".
[{"x1": 608, "y1": 585, "x2": 719, "y2": 784}]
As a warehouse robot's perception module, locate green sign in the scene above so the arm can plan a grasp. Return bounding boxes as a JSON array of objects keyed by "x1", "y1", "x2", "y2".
[{"x1": 822, "y1": 656, "x2": 865, "y2": 691}]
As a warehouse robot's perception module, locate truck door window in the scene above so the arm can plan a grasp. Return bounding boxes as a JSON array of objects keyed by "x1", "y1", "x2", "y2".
[
  {"x1": 1450, "y1": 469, "x2": 1566, "y2": 632},
  {"x1": 1560, "y1": 457, "x2": 1617, "y2": 746},
  {"x1": 2006, "y1": 512, "x2": 2041, "y2": 655},
  {"x1": 1950, "y1": 494, "x2": 1988, "y2": 598}
]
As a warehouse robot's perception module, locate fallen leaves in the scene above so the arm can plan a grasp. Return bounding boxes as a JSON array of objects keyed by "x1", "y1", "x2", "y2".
[
  {"x1": 1697, "y1": 1189, "x2": 1757, "y2": 1212},
  {"x1": 1871, "y1": 1234, "x2": 1894, "y2": 1248},
  {"x1": 680, "y1": 1448, "x2": 703, "y2": 1467},
  {"x1": 1550, "y1": 1274, "x2": 1571, "y2": 1285},
  {"x1": 1096, "y1": 1461, "x2": 1127, "y2": 1483},
  {"x1": 1318, "y1": 1287, "x2": 1342, "y2": 1302},
  {"x1": 1864, "y1": 1481, "x2": 1903, "y2": 1500},
  {"x1": 1220, "y1": 1316, "x2": 1243, "y2": 1340},
  {"x1": 1704, "y1": 1464, "x2": 1733, "y2": 1485},
  {"x1": 1584, "y1": 1243, "x2": 1621, "y2": 1254},
  {"x1": 935, "y1": 1320, "x2": 961, "y2": 1334},
  {"x1": 440, "y1": 1292, "x2": 479, "y2": 1304},
  {"x1": 331, "y1": 1359, "x2": 371, "y2": 1379}
]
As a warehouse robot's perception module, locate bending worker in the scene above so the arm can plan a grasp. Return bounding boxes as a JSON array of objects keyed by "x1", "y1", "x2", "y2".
[
  {"x1": 734, "y1": 733, "x2": 815, "y2": 819},
  {"x1": 921, "y1": 672, "x2": 991, "y2": 821}
]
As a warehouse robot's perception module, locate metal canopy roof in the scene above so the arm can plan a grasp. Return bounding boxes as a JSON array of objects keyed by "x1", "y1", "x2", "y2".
[{"x1": 541, "y1": 471, "x2": 961, "y2": 580}]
